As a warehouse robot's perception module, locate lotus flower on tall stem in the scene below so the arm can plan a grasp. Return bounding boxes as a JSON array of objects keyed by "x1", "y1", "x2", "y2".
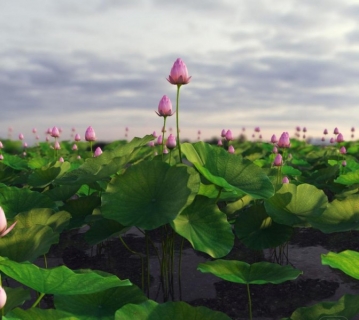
[
  {"x1": 85, "y1": 126, "x2": 96, "y2": 153},
  {"x1": 167, "y1": 58, "x2": 191, "y2": 163},
  {"x1": 156, "y1": 95, "x2": 174, "y2": 156}
]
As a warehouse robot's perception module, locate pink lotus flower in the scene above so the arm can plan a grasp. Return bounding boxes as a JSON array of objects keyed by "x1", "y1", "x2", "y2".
[
  {"x1": 74, "y1": 133, "x2": 81, "y2": 141},
  {"x1": 0, "y1": 207, "x2": 17, "y2": 237},
  {"x1": 272, "y1": 146, "x2": 278, "y2": 153},
  {"x1": 330, "y1": 137, "x2": 335, "y2": 143},
  {"x1": 32, "y1": 128, "x2": 37, "y2": 134},
  {"x1": 77, "y1": 155, "x2": 81, "y2": 159},
  {"x1": 273, "y1": 154, "x2": 283, "y2": 166},
  {"x1": 163, "y1": 147, "x2": 169, "y2": 154},
  {"x1": 336, "y1": 133, "x2": 344, "y2": 143},
  {"x1": 271, "y1": 134, "x2": 277, "y2": 144},
  {"x1": 0, "y1": 286, "x2": 6, "y2": 309},
  {"x1": 323, "y1": 129, "x2": 328, "y2": 135},
  {"x1": 148, "y1": 141, "x2": 155, "y2": 147},
  {"x1": 221, "y1": 129, "x2": 226, "y2": 137},
  {"x1": 94, "y1": 147, "x2": 103, "y2": 157},
  {"x1": 254, "y1": 127, "x2": 260, "y2": 132},
  {"x1": 23, "y1": 142, "x2": 28, "y2": 148},
  {"x1": 0, "y1": 155, "x2": 3, "y2": 160},
  {"x1": 296, "y1": 126, "x2": 301, "y2": 132},
  {"x1": 282, "y1": 176, "x2": 289, "y2": 183},
  {"x1": 18, "y1": 133, "x2": 24, "y2": 140},
  {"x1": 152, "y1": 131, "x2": 158, "y2": 138},
  {"x1": 217, "y1": 140, "x2": 223, "y2": 146},
  {"x1": 225, "y1": 130, "x2": 233, "y2": 141},
  {"x1": 54, "y1": 141, "x2": 61, "y2": 150},
  {"x1": 85, "y1": 126, "x2": 96, "y2": 141},
  {"x1": 46, "y1": 128, "x2": 52, "y2": 135},
  {"x1": 277, "y1": 132, "x2": 290, "y2": 148},
  {"x1": 59, "y1": 157, "x2": 64, "y2": 163},
  {"x1": 167, "y1": 58, "x2": 191, "y2": 85},
  {"x1": 321, "y1": 137, "x2": 325, "y2": 142},
  {"x1": 51, "y1": 126, "x2": 60, "y2": 138},
  {"x1": 72, "y1": 144, "x2": 78, "y2": 151},
  {"x1": 339, "y1": 146, "x2": 346, "y2": 154},
  {"x1": 228, "y1": 145, "x2": 235, "y2": 154},
  {"x1": 334, "y1": 127, "x2": 339, "y2": 135},
  {"x1": 0, "y1": 142, "x2": 3, "y2": 149},
  {"x1": 156, "y1": 95, "x2": 174, "y2": 117},
  {"x1": 351, "y1": 127, "x2": 355, "y2": 132},
  {"x1": 303, "y1": 127, "x2": 307, "y2": 132},
  {"x1": 156, "y1": 135, "x2": 163, "y2": 145},
  {"x1": 342, "y1": 160, "x2": 347, "y2": 167},
  {"x1": 166, "y1": 134, "x2": 176, "y2": 149}
]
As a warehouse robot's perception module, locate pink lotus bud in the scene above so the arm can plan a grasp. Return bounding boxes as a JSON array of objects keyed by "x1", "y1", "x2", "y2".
[
  {"x1": 167, "y1": 58, "x2": 191, "y2": 85},
  {"x1": 59, "y1": 127, "x2": 62, "y2": 133},
  {"x1": 18, "y1": 133, "x2": 24, "y2": 140},
  {"x1": 228, "y1": 145, "x2": 235, "y2": 154},
  {"x1": 51, "y1": 126, "x2": 60, "y2": 138},
  {"x1": 72, "y1": 127, "x2": 76, "y2": 132},
  {"x1": 156, "y1": 135, "x2": 163, "y2": 145},
  {"x1": 254, "y1": 127, "x2": 260, "y2": 132},
  {"x1": 148, "y1": 141, "x2": 155, "y2": 147},
  {"x1": 225, "y1": 130, "x2": 233, "y2": 141},
  {"x1": 0, "y1": 286, "x2": 6, "y2": 309},
  {"x1": 342, "y1": 160, "x2": 347, "y2": 167},
  {"x1": 46, "y1": 136, "x2": 50, "y2": 142},
  {"x1": 323, "y1": 129, "x2": 328, "y2": 135},
  {"x1": 72, "y1": 144, "x2": 78, "y2": 151},
  {"x1": 32, "y1": 128, "x2": 37, "y2": 133},
  {"x1": 351, "y1": 127, "x2": 355, "y2": 132},
  {"x1": 166, "y1": 134, "x2": 176, "y2": 149},
  {"x1": 321, "y1": 137, "x2": 325, "y2": 141},
  {"x1": 77, "y1": 155, "x2": 81, "y2": 159},
  {"x1": 198, "y1": 130, "x2": 201, "y2": 135},
  {"x1": 272, "y1": 146, "x2": 278, "y2": 153},
  {"x1": 221, "y1": 129, "x2": 226, "y2": 137},
  {"x1": 273, "y1": 154, "x2": 283, "y2": 166},
  {"x1": 0, "y1": 207, "x2": 17, "y2": 237},
  {"x1": 0, "y1": 142, "x2": 3, "y2": 149},
  {"x1": 23, "y1": 142, "x2": 28, "y2": 148},
  {"x1": 0, "y1": 155, "x2": 3, "y2": 160},
  {"x1": 163, "y1": 147, "x2": 169, "y2": 154},
  {"x1": 156, "y1": 95, "x2": 174, "y2": 117},
  {"x1": 74, "y1": 133, "x2": 81, "y2": 141},
  {"x1": 152, "y1": 131, "x2": 158, "y2": 138},
  {"x1": 59, "y1": 157, "x2": 64, "y2": 163},
  {"x1": 330, "y1": 137, "x2": 335, "y2": 143},
  {"x1": 85, "y1": 126, "x2": 96, "y2": 141},
  {"x1": 36, "y1": 135, "x2": 39, "y2": 140},
  {"x1": 270, "y1": 134, "x2": 277, "y2": 143},
  {"x1": 217, "y1": 140, "x2": 223, "y2": 146},
  {"x1": 259, "y1": 134, "x2": 262, "y2": 139},
  {"x1": 277, "y1": 132, "x2": 290, "y2": 148},
  {"x1": 303, "y1": 127, "x2": 307, "y2": 132},
  {"x1": 94, "y1": 147, "x2": 103, "y2": 157},
  {"x1": 54, "y1": 141, "x2": 61, "y2": 150},
  {"x1": 339, "y1": 146, "x2": 346, "y2": 154},
  {"x1": 336, "y1": 133, "x2": 344, "y2": 143},
  {"x1": 125, "y1": 127, "x2": 129, "y2": 132},
  {"x1": 334, "y1": 127, "x2": 339, "y2": 135},
  {"x1": 296, "y1": 126, "x2": 301, "y2": 132},
  {"x1": 46, "y1": 128, "x2": 52, "y2": 134},
  {"x1": 282, "y1": 176, "x2": 289, "y2": 183}
]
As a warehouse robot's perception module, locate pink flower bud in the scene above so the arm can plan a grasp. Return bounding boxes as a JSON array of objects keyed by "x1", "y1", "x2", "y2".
[
  {"x1": 148, "y1": 141, "x2": 155, "y2": 147},
  {"x1": 59, "y1": 157, "x2": 64, "y2": 163},
  {"x1": 0, "y1": 142, "x2": 3, "y2": 149},
  {"x1": 152, "y1": 131, "x2": 158, "y2": 138},
  {"x1": 77, "y1": 155, "x2": 81, "y2": 159},
  {"x1": 334, "y1": 127, "x2": 339, "y2": 135},
  {"x1": 85, "y1": 126, "x2": 96, "y2": 141},
  {"x1": 323, "y1": 129, "x2": 328, "y2": 135},
  {"x1": 228, "y1": 145, "x2": 235, "y2": 154},
  {"x1": 272, "y1": 146, "x2": 278, "y2": 153},
  {"x1": 74, "y1": 133, "x2": 81, "y2": 141},
  {"x1": 270, "y1": 134, "x2": 277, "y2": 144},
  {"x1": 0, "y1": 286, "x2": 6, "y2": 309},
  {"x1": 225, "y1": 130, "x2": 233, "y2": 141},
  {"x1": 221, "y1": 129, "x2": 226, "y2": 137},
  {"x1": 156, "y1": 95, "x2": 174, "y2": 117},
  {"x1": 18, "y1": 133, "x2": 24, "y2": 140},
  {"x1": 51, "y1": 126, "x2": 60, "y2": 138},
  {"x1": 46, "y1": 128, "x2": 52, "y2": 134},
  {"x1": 156, "y1": 135, "x2": 163, "y2": 145},
  {"x1": 254, "y1": 127, "x2": 260, "y2": 132},
  {"x1": 0, "y1": 155, "x2": 3, "y2": 160},
  {"x1": 330, "y1": 137, "x2": 335, "y2": 143},
  {"x1": 336, "y1": 133, "x2": 344, "y2": 143},
  {"x1": 0, "y1": 207, "x2": 17, "y2": 237},
  {"x1": 273, "y1": 154, "x2": 283, "y2": 166},
  {"x1": 163, "y1": 147, "x2": 169, "y2": 154},
  {"x1": 166, "y1": 134, "x2": 176, "y2": 149},
  {"x1": 54, "y1": 141, "x2": 61, "y2": 150},
  {"x1": 321, "y1": 137, "x2": 325, "y2": 141},
  {"x1": 351, "y1": 127, "x2": 355, "y2": 132},
  {"x1": 277, "y1": 132, "x2": 290, "y2": 148},
  {"x1": 342, "y1": 160, "x2": 347, "y2": 167},
  {"x1": 167, "y1": 58, "x2": 191, "y2": 85},
  {"x1": 282, "y1": 176, "x2": 289, "y2": 183},
  {"x1": 72, "y1": 144, "x2": 78, "y2": 151},
  {"x1": 339, "y1": 146, "x2": 346, "y2": 154},
  {"x1": 303, "y1": 127, "x2": 307, "y2": 132},
  {"x1": 217, "y1": 140, "x2": 223, "y2": 146},
  {"x1": 94, "y1": 147, "x2": 103, "y2": 157},
  {"x1": 296, "y1": 126, "x2": 301, "y2": 132},
  {"x1": 23, "y1": 142, "x2": 28, "y2": 148},
  {"x1": 32, "y1": 128, "x2": 37, "y2": 133}
]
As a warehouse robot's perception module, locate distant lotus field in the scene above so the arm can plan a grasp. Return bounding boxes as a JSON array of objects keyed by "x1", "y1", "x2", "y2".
[{"x1": 0, "y1": 59, "x2": 358, "y2": 319}]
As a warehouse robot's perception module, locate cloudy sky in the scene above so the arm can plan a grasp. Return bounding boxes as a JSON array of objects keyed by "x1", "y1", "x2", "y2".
[{"x1": 2, "y1": 0, "x2": 359, "y2": 144}]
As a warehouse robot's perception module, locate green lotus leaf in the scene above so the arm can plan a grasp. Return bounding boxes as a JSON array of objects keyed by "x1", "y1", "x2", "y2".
[
  {"x1": 28, "y1": 161, "x2": 71, "y2": 188},
  {"x1": 197, "y1": 259, "x2": 302, "y2": 284},
  {"x1": 115, "y1": 300, "x2": 232, "y2": 320},
  {"x1": 0, "y1": 225, "x2": 59, "y2": 262},
  {"x1": 44, "y1": 184, "x2": 81, "y2": 202},
  {"x1": 1, "y1": 154, "x2": 28, "y2": 170},
  {"x1": 54, "y1": 285, "x2": 147, "y2": 320},
  {"x1": 0, "y1": 258, "x2": 131, "y2": 295},
  {"x1": 234, "y1": 203, "x2": 293, "y2": 250},
  {"x1": 282, "y1": 165, "x2": 302, "y2": 176},
  {"x1": 309, "y1": 195, "x2": 359, "y2": 233},
  {"x1": 3, "y1": 286, "x2": 31, "y2": 315},
  {"x1": 264, "y1": 183, "x2": 328, "y2": 226},
  {"x1": 102, "y1": 162, "x2": 200, "y2": 230},
  {"x1": 4, "y1": 308, "x2": 77, "y2": 320},
  {"x1": 321, "y1": 250, "x2": 359, "y2": 280},
  {"x1": 282, "y1": 294, "x2": 359, "y2": 320},
  {"x1": 335, "y1": 170, "x2": 359, "y2": 185},
  {"x1": 0, "y1": 187, "x2": 56, "y2": 219},
  {"x1": 171, "y1": 196, "x2": 234, "y2": 258},
  {"x1": 181, "y1": 142, "x2": 274, "y2": 199}
]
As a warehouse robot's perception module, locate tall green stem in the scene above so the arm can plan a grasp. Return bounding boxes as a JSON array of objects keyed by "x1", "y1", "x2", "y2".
[
  {"x1": 161, "y1": 117, "x2": 167, "y2": 158},
  {"x1": 31, "y1": 292, "x2": 45, "y2": 308},
  {"x1": 175, "y1": 85, "x2": 183, "y2": 163},
  {"x1": 246, "y1": 283, "x2": 253, "y2": 320}
]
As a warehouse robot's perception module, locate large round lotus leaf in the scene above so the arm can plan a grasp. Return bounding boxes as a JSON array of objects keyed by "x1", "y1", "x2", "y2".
[
  {"x1": 264, "y1": 183, "x2": 328, "y2": 226},
  {"x1": 309, "y1": 195, "x2": 359, "y2": 233},
  {"x1": 197, "y1": 259, "x2": 302, "y2": 284},
  {"x1": 335, "y1": 170, "x2": 359, "y2": 185},
  {"x1": 234, "y1": 203, "x2": 293, "y2": 250},
  {"x1": 54, "y1": 285, "x2": 147, "y2": 320},
  {"x1": 181, "y1": 142, "x2": 274, "y2": 199},
  {"x1": 102, "y1": 162, "x2": 200, "y2": 230},
  {"x1": 3, "y1": 286, "x2": 31, "y2": 315},
  {"x1": 321, "y1": 250, "x2": 359, "y2": 280},
  {"x1": 44, "y1": 184, "x2": 81, "y2": 202},
  {"x1": 4, "y1": 308, "x2": 76, "y2": 320},
  {"x1": 1, "y1": 154, "x2": 28, "y2": 170},
  {"x1": 15, "y1": 208, "x2": 71, "y2": 233},
  {"x1": 170, "y1": 196, "x2": 234, "y2": 258},
  {"x1": 28, "y1": 161, "x2": 71, "y2": 188},
  {"x1": 115, "y1": 300, "x2": 232, "y2": 320},
  {"x1": 0, "y1": 258, "x2": 131, "y2": 295},
  {"x1": 0, "y1": 186, "x2": 56, "y2": 219},
  {"x1": 282, "y1": 294, "x2": 359, "y2": 320},
  {"x1": 0, "y1": 225, "x2": 59, "y2": 262}
]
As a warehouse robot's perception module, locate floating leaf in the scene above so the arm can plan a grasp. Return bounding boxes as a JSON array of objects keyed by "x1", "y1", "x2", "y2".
[
  {"x1": 321, "y1": 250, "x2": 359, "y2": 280},
  {"x1": 171, "y1": 196, "x2": 234, "y2": 258},
  {"x1": 28, "y1": 161, "x2": 71, "y2": 187},
  {"x1": 44, "y1": 184, "x2": 81, "y2": 202},
  {"x1": 197, "y1": 259, "x2": 302, "y2": 284},
  {"x1": 335, "y1": 170, "x2": 359, "y2": 185},
  {"x1": 102, "y1": 162, "x2": 200, "y2": 230}
]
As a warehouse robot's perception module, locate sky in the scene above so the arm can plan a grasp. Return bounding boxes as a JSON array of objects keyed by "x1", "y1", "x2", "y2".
[{"x1": 2, "y1": 0, "x2": 359, "y2": 144}]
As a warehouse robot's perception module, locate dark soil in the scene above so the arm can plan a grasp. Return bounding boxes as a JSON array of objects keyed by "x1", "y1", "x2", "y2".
[{"x1": 48, "y1": 227, "x2": 359, "y2": 320}]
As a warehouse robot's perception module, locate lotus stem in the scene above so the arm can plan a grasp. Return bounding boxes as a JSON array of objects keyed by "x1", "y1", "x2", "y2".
[
  {"x1": 246, "y1": 283, "x2": 253, "y2": 320},
  {"x1": 175, "y1": 84, "x2": 183, "y2": 163},
  {"x1": 31, "y1": 292, "x2": 45, "y2": 308}
]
